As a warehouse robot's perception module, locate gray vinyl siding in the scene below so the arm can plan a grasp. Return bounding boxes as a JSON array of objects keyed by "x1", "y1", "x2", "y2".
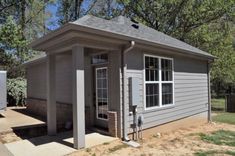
[
  {"x1": 0, "y1": 71, "x2": 7, "y2": 110},
  {"x1": 27, "y1": 62, "x2": 47, "y2": 100},
  {"x1": 108, "y1": 51, "x2": 122, "y2": 136},
  {"x1": 27, "y1": 55, "x2": 73, "y2": 104},
  {"x1": 125, "y1": 48, "x2": 208, "y2": 131}
]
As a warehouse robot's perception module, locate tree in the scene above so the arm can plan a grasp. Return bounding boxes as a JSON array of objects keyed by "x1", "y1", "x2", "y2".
[
  {"x1": 57, "y1": 0, "x2": 98, "y2": 25},
  {"x1": 90, "y1": 0, "x2": 123, "y2": 19},
  {"x1": 0, "y1": 0, "x2": 54, "y2": 105},
  {"x1": 0, "y1": 16, "x2": 31, "y2": 77},
  {"x1": 0, "y1": 0, "x2": 54, "y2": 78},
  {"x1": 119, "y1": 0, "x2": 235, "y2": 95}
]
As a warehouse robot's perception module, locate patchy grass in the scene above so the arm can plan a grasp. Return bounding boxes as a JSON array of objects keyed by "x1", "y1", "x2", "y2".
[
  {"x1": 103, "y1": 142, "x2": 110, "y2": 145},
  {"x1": 85, "y1": 148, "x2": 91, "y2": 153},
  {"x1": 199, "y1": 130, "x2": 235, "y2": 146},
  {"x1": 195, "y1": 150, "x2": 235, "y2": 156},
  {"x1": 211, "y1": 98, "x2": 225, "y2": 112},
  {"x1": 108, "y1": 144, "x2": 128, "y2": 153},
  {"x1": 213, "y1": 113, "x2": 235, "y2": 125},
  {"x1": 194, "y1": 150, "x2": 219, "y2": 156},
  {"x1": 226, "y1": 151, "x2": 235, "y2": 156}
]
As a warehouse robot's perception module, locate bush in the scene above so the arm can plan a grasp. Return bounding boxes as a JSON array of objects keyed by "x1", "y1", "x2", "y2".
[{"x1": 7, "y1": 78, "x2": 26, "y2": 106}]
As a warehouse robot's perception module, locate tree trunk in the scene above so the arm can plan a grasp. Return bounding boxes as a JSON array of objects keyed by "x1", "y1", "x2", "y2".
[
  {"x1": 74, "y1": 0, "x2": 83, "y2": 20},
  {"x1": 74, "y1": 0, "x2": 78, "y2": 20},
  {"x1": 20, "y1": 0, "x2": 26, "y2": 39}
]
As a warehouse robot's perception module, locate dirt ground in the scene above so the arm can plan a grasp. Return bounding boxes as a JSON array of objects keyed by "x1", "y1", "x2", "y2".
[
  {"x1": 0, "y1": 132, "x2": 22, "y2": 144},
  {"x1": 69, "y1": 123, "x2": 235, "y2": 156},
  {"x1": 1, "y1": 122, "x2": 235, "y2": 156}
]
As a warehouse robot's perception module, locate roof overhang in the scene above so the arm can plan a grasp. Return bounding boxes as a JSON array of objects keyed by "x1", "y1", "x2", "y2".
[{"x1": 30, "y1": 23, "x2": 127, "y2": 53}]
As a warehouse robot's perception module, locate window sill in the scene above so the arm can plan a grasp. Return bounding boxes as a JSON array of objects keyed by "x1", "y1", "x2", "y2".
[{"x1": 144, "y1": 104, "x2": 175, "y2": 113}]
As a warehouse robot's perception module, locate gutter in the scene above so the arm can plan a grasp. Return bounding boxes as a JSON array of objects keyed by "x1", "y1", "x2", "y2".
[{"x1": 121, "y1": 41, "x2": 135, "y2": 141}]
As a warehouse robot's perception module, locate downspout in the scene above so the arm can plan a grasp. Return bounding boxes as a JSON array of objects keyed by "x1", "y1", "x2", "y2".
[
  {"x1": 207, "y1": 60, "x2": 212, "y2": 123},
  {"x1": 121, "y1": 41, "x2": 135, "y2": 141}
]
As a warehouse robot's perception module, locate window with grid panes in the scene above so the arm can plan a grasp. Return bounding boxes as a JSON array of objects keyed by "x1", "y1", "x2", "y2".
[{"x1": 145, "y1": 55, "x2": 174, "y2": 109}]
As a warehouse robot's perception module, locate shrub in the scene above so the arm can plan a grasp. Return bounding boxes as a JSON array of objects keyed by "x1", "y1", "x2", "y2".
[{"x1": 7, "y1": 78, "x2": 26, "y2": 106}]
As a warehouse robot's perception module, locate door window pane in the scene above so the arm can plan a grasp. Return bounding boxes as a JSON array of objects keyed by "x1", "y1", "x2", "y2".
[{"x1": 96, "y1": 68, "x2": 108, "y2": 120}]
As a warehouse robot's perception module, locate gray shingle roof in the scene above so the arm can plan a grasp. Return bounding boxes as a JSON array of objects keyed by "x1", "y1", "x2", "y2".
[{"x1": 71, "y1": 15, "x2": 213, "y2": 59}]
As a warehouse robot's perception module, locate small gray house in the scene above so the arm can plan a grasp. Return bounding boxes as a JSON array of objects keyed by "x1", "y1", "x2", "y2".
[{"x1": 24, "y1": 15, "x2": 214, "y2": 149}]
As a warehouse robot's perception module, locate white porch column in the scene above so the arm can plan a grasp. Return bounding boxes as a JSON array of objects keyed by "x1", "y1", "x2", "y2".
[
  {"x1": 47, "y1": 54, "x2": 57, "y2": 135},
  {"x1": 72, "y1": 45, "x2": 85, "y2": 149}
]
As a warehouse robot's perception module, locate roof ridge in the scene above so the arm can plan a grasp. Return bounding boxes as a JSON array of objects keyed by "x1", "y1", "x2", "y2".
[{"x1": 71, "y1": 15, "x2": 92, "y2": 24}]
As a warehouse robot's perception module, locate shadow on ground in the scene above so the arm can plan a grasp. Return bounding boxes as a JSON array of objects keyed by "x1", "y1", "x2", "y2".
[
  {"x1": 29, "y1": 131, "x2": 74, "y2": 148},
  {"x1": 12, "y1": 108, "x2": 46, "y2": 122},
  {"x1": 2, "y1": 108, "x2": 103, "y2": 149},
  {"x1": 212, "y1": 107, "x2": 225, "y2": 112}
]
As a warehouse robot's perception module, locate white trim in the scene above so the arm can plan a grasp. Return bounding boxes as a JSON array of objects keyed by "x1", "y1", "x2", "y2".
[
  {"x1": 0, "y1": 71, "x2": 7, "y2": 73},
  {"x1": 95, "y1": 67, "x2": 109, "y2": 121},
  {"x1": 159, "y1": 58, "x2": 162, "y2": 109},
  {"x1": 143, "y1": 54, "x2": 175, "y2": 111}
]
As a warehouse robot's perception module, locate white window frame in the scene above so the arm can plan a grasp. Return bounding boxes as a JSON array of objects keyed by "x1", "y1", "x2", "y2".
[{"x1": 143, "y1": 54, "x2": 175, "y2": 110}]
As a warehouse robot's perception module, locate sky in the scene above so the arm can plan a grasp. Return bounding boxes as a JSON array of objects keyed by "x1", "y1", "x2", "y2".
[
  {"x1": 45, "y1": 0, "x2": 94, "y2": 31},
  {"x1": 45, "y1": 3, "x2": 60, "y2": 30}
]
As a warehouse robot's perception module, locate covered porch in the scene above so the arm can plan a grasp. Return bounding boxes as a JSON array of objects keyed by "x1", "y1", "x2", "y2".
[{"x1": 33, "y1": 30, "x2": 127, "y2": 149}]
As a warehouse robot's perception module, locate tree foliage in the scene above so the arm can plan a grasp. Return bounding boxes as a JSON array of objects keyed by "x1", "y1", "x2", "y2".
[
  {"x1": 0, "y1": 0, "x2": 54, "y2": 78},
  {"x1": 0, "y1": 16, "x2": 29, "y2": 77},
  {"x1": 7, "y1": 78, "x2": 26, "y2": 106},
  {"x1": 57, "y1": 0, "x2": 97, "y2": 24},
  {"x1": 89, "y1": 0, "x2": 122, "y2": 19},
  {"x1": 0, "y1": 0, "x2": 54, "y2": 104},
  {"x1": 57, "y1": 0, "x2": 122, "y2": 25}
]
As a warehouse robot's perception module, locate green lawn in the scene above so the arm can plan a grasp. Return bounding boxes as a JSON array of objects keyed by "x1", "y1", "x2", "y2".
[
  {"x1": 194, "y1": 127, "x2": 235, "y2": 156},
  {"x1": 195, "y1": 150, "x2": 235, "y2": 156},
  {"x1": 212, "y1": 113, "x2": 235, "y2": 125},
  {"x1": 195, "y1": 130, "x2": 235, "y2": 155},
  {"x1": 199, "y1": 130, "x2": 235, "y2": 146},
  {"x1": 211, "y1": 98, "x2": 225, "y2": 112}
]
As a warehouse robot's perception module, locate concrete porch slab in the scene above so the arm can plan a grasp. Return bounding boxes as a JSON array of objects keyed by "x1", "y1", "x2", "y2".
[
  {"x1": 5, "y1": 131, "x2": 117, "y2": 156},
  {"x1": 0, "y1": 107, "x2": 45, "y2": 133},
  {"x1": 0, "y1": 143, "x2": 13, "y2": 156}
]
